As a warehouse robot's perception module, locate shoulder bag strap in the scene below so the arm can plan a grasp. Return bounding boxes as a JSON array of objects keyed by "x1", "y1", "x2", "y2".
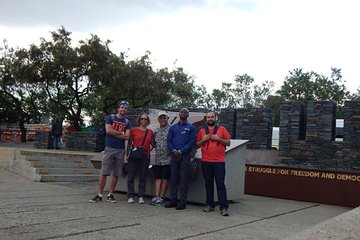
[{"x1": 139, "y1": 129, "x2": 149, "y2": 148}]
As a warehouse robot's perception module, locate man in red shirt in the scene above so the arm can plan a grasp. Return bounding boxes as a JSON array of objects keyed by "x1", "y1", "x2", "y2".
[{"x1": 196, "y1": 111, "x2": 231, "y2": 216}]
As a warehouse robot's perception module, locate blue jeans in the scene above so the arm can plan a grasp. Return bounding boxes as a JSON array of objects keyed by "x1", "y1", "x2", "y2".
[
  {"x1": 169, "y1": 154, "x2": 190, "y2": 206},
  {"x1": 202, "y1": 162, "x2": 228, "y2": 210}
]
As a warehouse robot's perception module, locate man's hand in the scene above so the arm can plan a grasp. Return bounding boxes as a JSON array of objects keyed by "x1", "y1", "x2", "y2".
[
  {"x1": 202, "y1": 134, "x2": 211, "y2": 142},
  {"x1": 210, "y1": 134, "x2": 220, "y2": 141},
  {"x1": 172, "y1": 149, "x2": 182, "y2": 159}
]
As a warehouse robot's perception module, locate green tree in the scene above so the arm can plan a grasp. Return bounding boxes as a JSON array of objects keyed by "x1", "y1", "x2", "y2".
[
  {"x1": 252, "y1": 80, "x2": 275, "y2": 108},
  {"x1": 233, "y1": 74, "x2": 254, "y2": 107},
  {"x1": 124, "y1": 53, "x2": 173, "y2": 108},
  {"x1": 277, "y1": 68, "x2": 314, "y2": 101},
  {"x1": 350, "y1": 88, "x2": 360, "y2": 100},
  {"x1": 0, "y1": 40, "x2": 45, "y2": 142},
  {"x1": 166, "y1": 67, "x2": 200, "y2": 109},
  {"x1": 264, "y1": 95, "x2": 282, "y2": 126},
  {"x1": 210, "y1": 88, "x2": 228, "y2": 112},
  {"x1": 219, "y1": 82, "x2": 236, "y2": 108},
  {"x1": 12, "y1": 27, "x2": 116, "y2": 130},
  {"x1": 213, "y1": 74, "x2": 275, "y2": 109},
  {"x1": 277, "y1": 68, "x2": 349, "y2": 117}
]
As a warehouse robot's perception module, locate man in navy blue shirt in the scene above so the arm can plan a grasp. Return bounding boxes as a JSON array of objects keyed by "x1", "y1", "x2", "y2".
[
  {"x1": 165, "y1": 108, "x2": 197, "y2": 210},
  {"x1": 89, "y1": 100, "x2": 131, "y2": 203}
]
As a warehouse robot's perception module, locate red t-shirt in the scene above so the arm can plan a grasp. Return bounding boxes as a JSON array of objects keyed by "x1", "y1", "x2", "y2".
[
  {"x1": 130, "y1": 128, "x2": 154, "y2": 158},
  {"x1": 196, "y1": 126, "x2": 231, "y2": 162}
]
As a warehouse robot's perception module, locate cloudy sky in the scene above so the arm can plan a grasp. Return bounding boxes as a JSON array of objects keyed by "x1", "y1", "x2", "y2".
[{"x1": 1, "y1": 0, "x2": 359, "y2": 93}]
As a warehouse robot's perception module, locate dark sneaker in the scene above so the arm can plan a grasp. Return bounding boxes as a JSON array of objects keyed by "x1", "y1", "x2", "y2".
[
  {"x1": 89, "y1": 194, "x2": 102, "y2": 203},
  {"x1": 164, "y1": 202, "x2": 177, "y2": 208},
  {"x1": 106, "y1": 194, "x2": 116, "y2": 203},
  {"x1": 220, "y1": 208, "x2": 229, "y2": 216},
  {"x1": 176, "y1": 204, "x2": 186, "y2": 210},
  {"x1": 203, "y1": 206, "x2": 215, "y2": 212}
]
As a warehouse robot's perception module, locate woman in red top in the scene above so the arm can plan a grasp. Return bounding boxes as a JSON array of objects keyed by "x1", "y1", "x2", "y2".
[{"x1": 126, "y1": 113, "x2": 155, "y2": 204}]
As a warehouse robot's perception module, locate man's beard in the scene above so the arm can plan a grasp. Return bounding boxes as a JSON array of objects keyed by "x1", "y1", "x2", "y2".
[{"x1": 207, "y1": 121, "x2": 216, "y2": 126}]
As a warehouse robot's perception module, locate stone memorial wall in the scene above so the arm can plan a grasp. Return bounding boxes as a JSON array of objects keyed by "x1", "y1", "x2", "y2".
[
  {"x1": 278, "y1": 101, "x2": 306, "y2": 158},
  {"x1": 32, "y1": 101, "x2": 359, "y2": 172},
  {"x1": 342, "y1": 101, "x2": 360, "y2": 170},
  {"x1": 279, "y1": 100, "x2": 360, "y2": 172},
  {"x1": 219, "y1": 108, "x2": 273, "y2": 149}
]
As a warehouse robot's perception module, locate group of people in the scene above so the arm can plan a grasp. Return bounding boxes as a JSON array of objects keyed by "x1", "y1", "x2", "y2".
[{"x1": 89, "y1": 100, "x2": 231, "y2": 217}]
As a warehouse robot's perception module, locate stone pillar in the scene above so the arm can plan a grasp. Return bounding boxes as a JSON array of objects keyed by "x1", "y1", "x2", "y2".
[
  {"x1": 279, "y1": 101, "x2": 306, "y2": 157},
  {"x1": 235, "y1": 108, "x2": 273, "y2": 149},
  {"x1": 343, "y1": 101, "x2": 360, "y2": 171},
  {"x1": 306, "y1": 101, "x2": 336, "y2": 142},
  {"x1": 219, "y1": 108, "x2": 236, "y2": 138}
]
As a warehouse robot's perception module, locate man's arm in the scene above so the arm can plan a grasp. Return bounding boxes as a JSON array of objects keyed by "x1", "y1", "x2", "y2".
[
  {"x1": 167, "y1": 126, "x2": 175, "y2": 152},
  {"x1": 105, "y1": 124, "x2": 130, "y2": 140},
  {"x1": 210, "y1": 127, "x2": 231, "y2": 146},
  {"x1": 196, "y1": 129, "x2": 210, "y2": 148}
]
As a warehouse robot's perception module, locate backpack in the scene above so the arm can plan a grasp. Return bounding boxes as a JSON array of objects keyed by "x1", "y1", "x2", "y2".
[{"x1": 203, "y1": 124, "x2": 220, "y2": 149}]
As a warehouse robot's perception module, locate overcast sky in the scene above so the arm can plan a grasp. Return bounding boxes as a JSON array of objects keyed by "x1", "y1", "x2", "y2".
[{"x1": 1, "y1": 0, "x2": 359, "y2": 93}]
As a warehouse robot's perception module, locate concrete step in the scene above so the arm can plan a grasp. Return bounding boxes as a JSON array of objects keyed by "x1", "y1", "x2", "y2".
[
  {"x1": 20, "y1": 150, "x2": 94, "y2": 161},
  {"x1": 40, "y1": 174, "x2": 99, "y2": 182},
  {"x1": 35, "y1": 168, "x2": 100, "y2": 175},
  {"x1": 25, "y1": 155, "x2": 92, "y2": 162},
  {"x1": 26, "y1": 158, "x2": 91, "y2": 164},
  {"x1": 28, "y1": 160, "x2": 94, "y2": 169},
  {"x1": 16, "y1": 149, "x2": 99, "y2": 183},
  {"x1": 26, "y1": 155, "x2": 93, "y2": 162}
]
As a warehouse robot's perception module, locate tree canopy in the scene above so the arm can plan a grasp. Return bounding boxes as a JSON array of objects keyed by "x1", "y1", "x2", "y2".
[
  {"x1": 0, "y1": 27, "x2": 204, "y2": 136},
  {"x1": 1, "y1": 26, "x2": 357, "y2": 141}
]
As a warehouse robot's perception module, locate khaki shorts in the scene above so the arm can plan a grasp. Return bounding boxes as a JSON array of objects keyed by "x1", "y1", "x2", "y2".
[{"x1": 100, "y1": 147, "x2": 125, "y2": 177}]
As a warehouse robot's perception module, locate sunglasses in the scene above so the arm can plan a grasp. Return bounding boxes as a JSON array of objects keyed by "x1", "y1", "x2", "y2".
[
  {"x1": 119, "y1": 100, "x2": 129, "y2": 105},
  {"x1": 140, "y1": 118, "x2": 148, "y2": 120}
]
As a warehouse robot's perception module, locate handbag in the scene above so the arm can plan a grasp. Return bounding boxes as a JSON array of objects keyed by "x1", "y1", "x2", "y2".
[{"x1": 128, "y1": 129, "x2": 148, "y2": 161}]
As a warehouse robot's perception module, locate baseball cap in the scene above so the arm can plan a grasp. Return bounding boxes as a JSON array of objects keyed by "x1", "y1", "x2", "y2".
[{"x1": 157, "y1": 111, "x2": 168, "y2": 117}]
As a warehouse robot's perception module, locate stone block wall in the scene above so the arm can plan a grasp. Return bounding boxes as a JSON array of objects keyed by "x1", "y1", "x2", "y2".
[
  {"x1": 235, "y1": 108, "x2": 273, "y2": 149},
  {"x1": 279, "y1": 102, "x2": 306, "y2": 157},
  {"x1": 34, "y1": 131, "x2": 51, "y2": 149},
  {"x1": 305, "y1": 100, "x2": 336, "y2": 142},
  {"x1": 65, "y1": 132, "x2": 97, "y2": 151},
  {"x1": 279, "y1": 100, "x2": 360, "y2": 172},
  {"x1": 219, "y1": 108, "x2": 273, "y2": 149},
  {"x1": 342, "y1": 101, "x2": 360, "y2": 170},
  {"x1": 219, "y1": 108, "x2": 236, "y2": 138}
]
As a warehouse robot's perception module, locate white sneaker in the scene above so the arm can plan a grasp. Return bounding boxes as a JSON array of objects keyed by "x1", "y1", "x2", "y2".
[
  {"x1": 138, "y1": 197, "x2": 145, "y2": 204},
  {"x1": 128, "y1": 197, "x2": 134, "y2": 203},
  {"x1": 150, "y1": 196, "x2": 159, "y2": 205}
]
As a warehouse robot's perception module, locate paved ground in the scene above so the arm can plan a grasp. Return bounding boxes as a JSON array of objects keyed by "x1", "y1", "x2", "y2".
[{"x1": 0, "y1": 167, "x2": 351, "y2": 240}]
